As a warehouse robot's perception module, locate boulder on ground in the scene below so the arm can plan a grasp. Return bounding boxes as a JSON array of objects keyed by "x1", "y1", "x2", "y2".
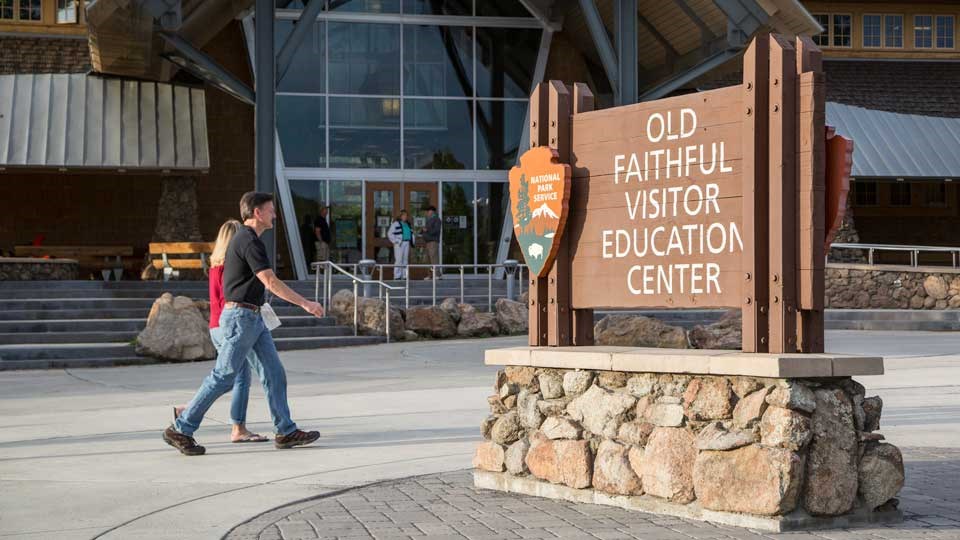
[
  {"x1": 594, "y1": 314, "x2": 688, "y2": 348},
  {"x1": 495, "y1": 298, "x2": 528, "y2": 335},
  {"x1": 859, "y1": 443, "x2": 905, "y2": 510},
  {"x1": 404, "y1": 305, "x2": 457, "y2": 338},
  {"x1": 457, "y1": 304, "x2": 501, "y2": 337},
  {"x1": 439, "y1": 297, "x2": 461, "y2": 322},
  {"x1": 329, "y1": 289, "x2": 406, "y2": 338},
  {"x1": 136, "y1": 293, "x2": 215, "y2": 361},
  {"x1": 688, "y1": 309, "x2": 742, "y2": 350}
]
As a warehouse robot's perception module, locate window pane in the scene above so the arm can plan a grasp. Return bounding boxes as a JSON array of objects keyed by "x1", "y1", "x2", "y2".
[
  {"x1": 441, "y1": 182, "x2": 475, "y2": 265},
  {"x1": 476, "y1": 0, "x2": 531, "y2": 17},
  {"x1": 937, "y1": 15, "x2": 954, "y2": 48},
  {"x1": 833, "y1": 15, "x2": 851, "y2": 47},
  {"x1": 329, "y1": 0, "x2": 400, "y2": 13},
  {"x1": 476, "y1": 182, "x2": 508, "y2": 264},
  {"x1": 328, "y1": 180, "x2": 363, "y2": 263},
  {"x1": 863, "y1": 15, "x2": 881, "y2": 47},
  {"x1": 477, "y1": 100, "x2": 525, "y2": 170},
  {"x1": 924, "y1": 182, "x2": 947, "y2": 206},
  {"x1": 371, "y1": 189, "x2": 395, "y2": 263},
  {"x1": 329, "y1": 22, "x2": 400, "y2": 95},
  {"x1": 1, "y1": 0, "x2": 14, "y2": 19},
  {"x1": 403, "y1": 25, "x2": 473, "y2": 97},
  {"x1": 915, "y1": 15, "x2": 933, "y2": 48},
  {"x1": 278, "y1": 95, "x2": 326, "y2": 167},
  {"x1": 476, "y1": 27, "x2": 541, "y2": 98},
  {"x1": 276, "y1": 20, "x2": 325, "y2": 93},
  {"x1": 20, "y1": 0, "x2": 42, "y2": 20},
  {"x1": 404, "y1": 99, "x2": 474, "y2": 169},
  {"x1": 403, "y1": 0, "x2": 470, "y2": 15},
  {"x1": 57, "y1": 0, "x2": 77, "y2": 23},
  {"x1": 890, "y1": 182, "x2": 911, "y2": 206},
  {"x1": 290, "y1": 179, "x2": 328, "y2": 266},
  {"x1": 812, "y1": 14, "x2": 829, "y2": 46},
  {"x1": 328, "y1": 97, "x2": 401, "y2": 168},
  {"x1": 853, "y1": 181, "x2": 878, "y2": 206},
  {"x1": 885, "y1": 15, "x2": 903, "y2": 47}
]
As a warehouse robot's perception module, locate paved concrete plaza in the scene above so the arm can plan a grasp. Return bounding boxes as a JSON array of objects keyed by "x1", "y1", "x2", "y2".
[{"x1": 1, "y1": 331, "x2": 959, "y2": 539}]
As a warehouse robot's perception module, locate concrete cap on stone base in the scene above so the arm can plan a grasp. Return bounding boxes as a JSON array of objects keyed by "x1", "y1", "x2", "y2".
[{"x1": 485, "y1": 347, "x2": 883, "y2": 378}]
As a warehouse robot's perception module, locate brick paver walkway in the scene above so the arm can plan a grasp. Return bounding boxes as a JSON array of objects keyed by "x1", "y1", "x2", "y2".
[{"x1": 226, "y1": 447, "x2": 960, "y2": 540}]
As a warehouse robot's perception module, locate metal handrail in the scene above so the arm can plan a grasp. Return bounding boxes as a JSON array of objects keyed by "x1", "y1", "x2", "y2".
[
  {"x1": 311, "y1": 261, "x2": 405, "y2": 342},
  {"x1": 828, "y1": 242, "x2": 960, "y2": 268},
  {"x1": 372, "y1": 263, "x2": 528, "y2": 310}
]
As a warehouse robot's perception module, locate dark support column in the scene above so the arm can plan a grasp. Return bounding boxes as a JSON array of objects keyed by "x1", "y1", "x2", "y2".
[
  {"x1": 615, "y1": 0, "x2": 638, "y2": 105},
  {"x1": 255, "y1": 0, "x2": 277, "y2": 267}
]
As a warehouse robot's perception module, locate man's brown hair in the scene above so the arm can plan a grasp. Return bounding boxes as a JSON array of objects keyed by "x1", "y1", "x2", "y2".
[{"x1": 240, "y1": 191, "x2": 274, "y2": 220}]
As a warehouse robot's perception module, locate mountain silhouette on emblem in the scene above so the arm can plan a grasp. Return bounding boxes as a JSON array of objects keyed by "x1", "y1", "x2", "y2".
[{"x1": 531, "y1": 203, "x2": 559, "y2": 220}]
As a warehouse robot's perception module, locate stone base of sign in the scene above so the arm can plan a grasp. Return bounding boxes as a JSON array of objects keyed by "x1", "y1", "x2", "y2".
[
  {"x1": 485, "y1": 346, "x2": 884, "y2": 378},
  {"x1": 476, "y1": 354, "x2": 904, "y2": 532},
  {"x1": 0, "y1": 257, "x2": 79, "y2": 280},
  {"x1": 474, "y1": 471, "x2": 903, "y2": 532}
]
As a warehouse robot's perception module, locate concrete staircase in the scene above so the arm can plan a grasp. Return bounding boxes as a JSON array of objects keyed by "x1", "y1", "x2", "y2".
[{"x1": 0, "y1": 277, "x2": 515, "y2": 370}]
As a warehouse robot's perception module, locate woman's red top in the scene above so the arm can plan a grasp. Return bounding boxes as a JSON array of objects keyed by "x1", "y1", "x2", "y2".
[{"x1": 209, "y1": 265, "x2": 225, "y2": 329}]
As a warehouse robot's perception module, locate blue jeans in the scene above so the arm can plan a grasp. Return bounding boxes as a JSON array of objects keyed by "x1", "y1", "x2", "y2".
[
  {"x1": 175, "y1": 307, "x2": 297, "y2": 437},
  {"x1": 209, "y1": 326, "x2": 264, "y2": 425}
]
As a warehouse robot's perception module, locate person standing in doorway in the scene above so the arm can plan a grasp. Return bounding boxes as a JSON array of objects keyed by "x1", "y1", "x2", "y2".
[
  {"x1": 314, "y1": 206, "x2": 331, "y2": 265},
  {"x1": 162, "y1": 191, "x2": 324, "y2": 456},
  {"x1": 299, "y1": 214, "x2": 316, "y2": 266},
  {"x1": 421, "y1": 205, "x2": 442, "y2": 279},
  {"x1": 388, "y1": 209, "x2": 414, "y2": 279}
]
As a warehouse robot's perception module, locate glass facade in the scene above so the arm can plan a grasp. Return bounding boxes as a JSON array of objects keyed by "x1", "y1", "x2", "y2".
[{"x1": 261, "y1": 5, "x2": 543, "y2": 277}]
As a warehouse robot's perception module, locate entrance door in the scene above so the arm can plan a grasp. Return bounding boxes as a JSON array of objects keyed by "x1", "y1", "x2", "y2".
[{"x1": 365, "y1": 182, "x2": 438, "y2": 279}]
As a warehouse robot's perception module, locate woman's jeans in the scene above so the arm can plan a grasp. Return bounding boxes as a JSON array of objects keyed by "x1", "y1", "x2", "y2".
[
  {"x1": 175, "y1": 307, "x2": 297, "y2": 436},
  {"x1": 209, "y1": 326, "x2": 263, "y2": 426}
]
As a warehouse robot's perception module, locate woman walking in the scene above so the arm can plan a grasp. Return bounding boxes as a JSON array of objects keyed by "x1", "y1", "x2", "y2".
[{"x1": 174, "y1": 219, "x2": 268, "y2": 443}]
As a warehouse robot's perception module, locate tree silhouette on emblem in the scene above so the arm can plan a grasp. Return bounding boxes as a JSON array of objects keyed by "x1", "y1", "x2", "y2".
[{"x1": 516, "y1": 173, "x2": 532, "y2": 234}]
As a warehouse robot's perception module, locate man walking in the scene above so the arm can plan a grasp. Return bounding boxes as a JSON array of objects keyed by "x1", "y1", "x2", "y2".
[
  {"x1": 163, "y1": 192, "x2": 325, "y2": 456},
  {"x1": 421, "y1": 205, "x2": 442, "y2": 279}
]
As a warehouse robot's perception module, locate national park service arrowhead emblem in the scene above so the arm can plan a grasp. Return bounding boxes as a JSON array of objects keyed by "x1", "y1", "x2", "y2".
[{"x1": 509, "y1": 146, "x2": 571, "y2": 277}]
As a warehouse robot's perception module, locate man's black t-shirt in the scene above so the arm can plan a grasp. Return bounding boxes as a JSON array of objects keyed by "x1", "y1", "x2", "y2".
[
  {"x1": 314, "y1": 216, "x2": 331, "y2": 244},
  {"x1": 223, "y1": 225, "x2": 271, "y2": 305}
]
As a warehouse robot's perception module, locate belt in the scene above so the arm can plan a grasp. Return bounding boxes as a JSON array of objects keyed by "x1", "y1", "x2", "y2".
[{"x1": 225, "y1": 301, "x2": 260, "y2": 313}]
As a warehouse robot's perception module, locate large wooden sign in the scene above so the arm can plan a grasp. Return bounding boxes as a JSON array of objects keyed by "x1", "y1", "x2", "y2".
[
  {"x1": 509, "y1": 147, "x2": 571, "y2": 277},
  {"x1": 523, "y1": 35, "x2": 833, "y2": 354}
]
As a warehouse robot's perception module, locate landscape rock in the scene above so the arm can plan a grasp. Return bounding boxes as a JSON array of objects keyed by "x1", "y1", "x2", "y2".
[
  {"x1": 617, "y1": 421, "x2": 655, "y2": 446},
  {"x1": 505, "y1": 439, "x2": 531, "y2": 475},
  {"x1": 730, "y1": 377, "x2": 764, "y2": 399},
  {"x1": 640, "y1": 427, "x2": 697, "y2": 503},
  {"x1": 859, "y1": 443, "x2": 905, "y2": 510},
  {"x1": 487, "y1": 395, "x2": 508, "y2": 415},
  {"x1": 525, "y1": 436, "x2": 593, "y2": 489},
  {"x1": 136, "y1": 293, "x2": 216, "y2": 361},
  {"x1": 505, "y1": 366, "x2": 537, "y2": 386},
  {"x1": 683, "y1": 378, "x2": 735, "y2": 421},
  {"x1": 567, "y1": 384, "x2": 636, "y2": 438},
  {"x1": 626, "y1": 374, "x2": 657, "y2": 397},
  {"x1": 862, "y1": 396, "x2": 883, "y2": 432},
  {"x1": 439, "y1": 298, "x2": 461, "y2": 322},
  {"x1": 329, "y1": 290, "x2": 406, "y2": 338},
  {"x1": 760, "y1": 406, "x2": 813, "y2": 451},
  {"x1": 803, "y1": 388, "x2": 859, "y2": 516},
  {"x1": 593, "y1": 440, "x2": 643, "y2": 495},
  {"x1": 658, "y1": 374, "x2": 692, "y2": 397},
  {"x1": 694, "y1": 445, "x2": 804, "y2": 515},
  {"x1": 498, "y1": 382, "x2": 519, "y2": 399},
  {"x1": 457, "y1": 307, "x2": 500, "y2": 337},
  {"x1": 490, "y1": 411, "x2": 523, "y2": 445},
  {"x1": 518, "y1": 390, "x2": 544, "y2": 430},
  {"x1": 404, "y1": 305, "x2": 457, "y2": 338},
  {"x1": 562, "y1": 371, "x2": 594, "y2": 396},
  {"x1": 766, "y1": 382, "x2": 817, "y2": 413},
  {"x1": 594, "y1": 314, "x2": 688, "y2": 348},
  {"x1": 540, "y1": 417, "x2": 582, "y2": 440},
  {"x1": 733, "y1": 386, "x2": 772, "y2": 428},
  {"x1": 495, "y1": 298, "x2": 528, "y2": 334},
  {"x1": 537, "y1": 397, "x2": 573, "y2": 416},
  {"x1": 695, "y1": 422, "x2": 757, "y2": 451},
  {"x1": 481, "y1": 415, "x2": 497, "y2": 439},
  {"x1": 597, "y1": 371, "x2": 630, "y2": 389},
  {"x1": 472, "y1": 441, "x2": 506, "y2": 472},
  {"x1": 645, "y1": 399, "x2": 684, "y2": 427},
  {"x1": 538, "y1": 372, "x2": 564, "y2": 399},
  {"x1": 923, "y1": 275, "x2": 948, "y2": 300},
  {"x1": 688, "y1": 310, "x2": 741, "y2": 350}
]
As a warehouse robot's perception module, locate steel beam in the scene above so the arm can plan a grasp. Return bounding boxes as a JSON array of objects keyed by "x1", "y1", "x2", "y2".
[
  {"x1": 517, "y1": 0, "x2": 560, "y2": 30},
  {"x1": 159, "y1": 32, "x2": 255, "y2": 105},
  {"x1": 672, "y1": 0, "x2": 715, "y2": 42},
  {"x1": 276, "y1": 0, "x2": 325, "y2": 84},
  {"x1": 615, "y1": 0, "x2": 638, "y2": 105},
  {"x1": 577, "y1": 0, "x2": 619, "y2": 103},
  {"x1": 714, "y1": 0, "x2": 768, "y2": 36},
  {"x1": 639, "y1": 47, "x2": 739, "y2": 100},
  {"x1": 255, "y1": 0, "x2": 277, "y2": 267}
]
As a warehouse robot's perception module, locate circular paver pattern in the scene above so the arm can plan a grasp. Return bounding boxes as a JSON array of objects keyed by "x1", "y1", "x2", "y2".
[{"x1": 226, "y1": 447, "x2": 960, "y2": 540}]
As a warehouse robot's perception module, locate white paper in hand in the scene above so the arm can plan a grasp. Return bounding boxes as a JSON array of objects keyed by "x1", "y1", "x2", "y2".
[{"x1": 260, "y1": 302, "x2": 282, "y2": 331}]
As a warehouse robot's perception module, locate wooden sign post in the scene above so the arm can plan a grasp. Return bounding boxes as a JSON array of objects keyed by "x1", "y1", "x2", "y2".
[{"x1": 513, "y1": 35, "x2": 830, "y2": 353}]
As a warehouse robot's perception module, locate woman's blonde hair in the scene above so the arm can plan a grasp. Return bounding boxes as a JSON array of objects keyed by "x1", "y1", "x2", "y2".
[{"x1": 210, "y1": 219, "x2": 242, "y2": 267}]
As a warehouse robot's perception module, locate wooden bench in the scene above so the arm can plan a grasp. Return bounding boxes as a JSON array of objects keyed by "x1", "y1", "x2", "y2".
[{"x1": 148, "y1": 242, "x2": 216, "y2": 279}]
